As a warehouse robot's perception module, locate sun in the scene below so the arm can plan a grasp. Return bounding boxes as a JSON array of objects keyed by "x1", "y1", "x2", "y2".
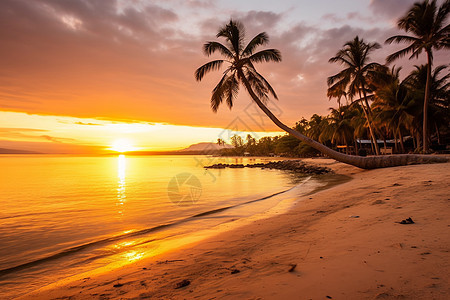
[{"x1": 110, "y1": 138, "x2": 137, "y2": 153}]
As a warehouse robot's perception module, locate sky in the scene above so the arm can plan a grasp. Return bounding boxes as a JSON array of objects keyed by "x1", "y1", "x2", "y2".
[{"x1": 0, "y1": 0, "x2": 448, "y2": 153}]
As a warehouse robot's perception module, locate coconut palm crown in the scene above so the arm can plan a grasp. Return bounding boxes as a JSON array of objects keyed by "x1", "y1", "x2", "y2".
[
  {"x1": 327, "y1": 36, "x2": 383, "y2": 154},
  {"x1": 328, "y1": 36, "x2": 382, "y2": 102},
  {"x1": 195, "y1": 20, "x2": 281, "y2": 112},
  {"x1": 385, "y1": 0, "x2": 449, "y2": 63}
]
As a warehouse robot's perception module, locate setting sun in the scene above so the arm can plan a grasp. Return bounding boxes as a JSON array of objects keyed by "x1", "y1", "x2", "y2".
[{"x1": 110, "y1": 138, "x2": 137, "y2": 153}]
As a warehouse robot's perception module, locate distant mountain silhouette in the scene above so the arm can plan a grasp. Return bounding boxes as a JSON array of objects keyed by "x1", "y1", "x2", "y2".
[{"x1": 178, "y1": 142, "x2": 233, "y2": 152}]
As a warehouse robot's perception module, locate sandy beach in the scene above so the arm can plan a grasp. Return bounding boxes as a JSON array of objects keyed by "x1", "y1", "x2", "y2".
[{"x1": 21, "y1": 158, "x2": 450, "y2": 300}]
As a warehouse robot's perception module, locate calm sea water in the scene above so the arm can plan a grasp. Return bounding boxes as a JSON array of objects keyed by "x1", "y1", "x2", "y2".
[{"x1": 0, "y1": 155, "x2": 334, "y2": 298}]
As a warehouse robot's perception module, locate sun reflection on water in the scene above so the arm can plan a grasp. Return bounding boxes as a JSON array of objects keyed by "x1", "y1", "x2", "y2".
[
  {"x1": 113, "y1": 241, "x2": 136, "y2": 249},
  {"x1": 116, "y1": 154, "x2": 126, "y2": 216},
  {"x1": 123, "y1": 250, "x2": 144, "y2": 262}
]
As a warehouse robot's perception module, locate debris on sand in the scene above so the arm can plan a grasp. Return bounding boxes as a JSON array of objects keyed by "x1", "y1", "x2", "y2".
[
  {"x1": 398, "y1": 217, "x2": 414, "y2": 224},
  {"x1": 288, "y1": 264, "x2": 297, "y2": 272},
  {"x1": 174, "y1": 279, "x2": 190, "y2": 289}
]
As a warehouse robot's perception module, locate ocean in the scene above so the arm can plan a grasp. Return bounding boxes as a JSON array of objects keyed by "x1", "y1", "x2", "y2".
[{"x1": 0, "y1": 154, "x2": 338, "y2": 298}]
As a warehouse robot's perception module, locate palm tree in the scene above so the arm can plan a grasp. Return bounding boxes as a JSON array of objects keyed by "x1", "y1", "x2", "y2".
[
  {"x1": 195, "y1": 20, "x2": 447, "y2": 169},
  {"x1": 372, "y1": 67, "x2": 416, "y2": 153},
  {"x1": 328, "y1": 36, "x2": 383, "y2": 155},
  {"x1": 327, "y1": 106, "x2": 355, "y2": 154},
  {"x1": 385, "y1": 0, "x2": 450, "y2": 152},
  {"x1": 404, "y1": 64, "x2": 450, "y2": 147}
]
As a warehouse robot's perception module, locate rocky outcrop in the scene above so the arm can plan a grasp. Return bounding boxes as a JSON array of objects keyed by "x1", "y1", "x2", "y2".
[{"x1": 204, "y1": 160, "x2": 332, "y2": 175}]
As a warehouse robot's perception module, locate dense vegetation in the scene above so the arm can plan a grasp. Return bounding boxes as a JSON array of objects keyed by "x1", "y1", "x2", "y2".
[{"x1": 220, "y1": 60, "x2": 449, "y2": 157}]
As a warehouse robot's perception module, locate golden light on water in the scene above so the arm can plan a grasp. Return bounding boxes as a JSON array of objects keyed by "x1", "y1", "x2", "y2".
[
  {"x1": 117, "y1": 154, "x2": 126, "y2": 181},
  {"x1": 116, "y1": 155, "x2": 126, "y2": 216},
  {"x1": 123, "y1": 250, "x2": 144, "y2": 262},
  {"x1": 113, "y1": 241, "x2": 135, "y2": 250}
]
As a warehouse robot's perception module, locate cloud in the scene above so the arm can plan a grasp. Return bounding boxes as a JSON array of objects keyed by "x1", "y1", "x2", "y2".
[
  {"x1": 41, "y1": 134, "x2": 77, "y2": 143},
  {"x1": 0, "y1": 127, "x2": 48, "y2": 140},
  {"x1": 369, "y1": 0, "x2": 416, "y2": 20},
  {"x1": 0, "y1": 139, "x2": 102, "y2": 154},
  {"x1": 0, "y1": 127, "x2": 77, "y2": 144},
  {"x1": 0, "y1": 128, "x2": 46, "y2": 132},
  {"x1": 74, "y1": 121, "x2": 103, "y2": 126}
]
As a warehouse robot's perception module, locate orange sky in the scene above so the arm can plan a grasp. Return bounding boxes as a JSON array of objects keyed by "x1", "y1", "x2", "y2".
[{"x1": 0, "y1": 0, "x2": 448, "y2": 153}]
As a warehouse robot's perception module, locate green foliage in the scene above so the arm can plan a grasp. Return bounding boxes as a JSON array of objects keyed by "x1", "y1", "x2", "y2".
[
  {"x1": 295, "y1": 143, "x2": 320, "y2": 157},
  {"x1": 275, "y1": 135, "x2": 301, "y2": 155},
  {"x1": 195, "y1": 20, "x2": 281, "y2": 112}
]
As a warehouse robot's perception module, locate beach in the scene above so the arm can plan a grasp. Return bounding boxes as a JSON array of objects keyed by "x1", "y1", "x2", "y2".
[{"x1": 19, "y1": 158, "x2": 450, "y2": 300}]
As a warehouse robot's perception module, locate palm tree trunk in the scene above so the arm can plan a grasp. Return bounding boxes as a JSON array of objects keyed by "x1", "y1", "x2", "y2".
[
  {"x1": 359, "y1": 90, "x2": 380, "y2": 155},
  {"x1": 423, "y1": 52, "x2": 432, "y2": 153},
  {"x1": 398, "y1": 129, "x2": 405, "y2": 154},
  {"x1": 434, "y1": 121, "x2": 441, "y2": 145},
  {"x1": 237, "y1": 72, "x2": 447, "y2": 169},
  {"x1": 393, "y1": 130, "x2": 398, "y2": 153},
  {"x1": 370, "y1": 135, "x2": 375, "y2": 155},
  {"x1": 344, "y1": 136, "x2": 349, "y2": 155},
  {"x1": 416, "y1": 131, "x2": 421, "y2": 152}
]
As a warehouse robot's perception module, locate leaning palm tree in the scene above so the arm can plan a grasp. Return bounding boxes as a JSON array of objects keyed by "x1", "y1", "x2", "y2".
[
  {"x1": 195, "y1": 20, "x2": 447, "y2": 169},
  {"x1": 385, "y1": 0, "x2": 450, "y2": 152},
  {"x1": 327, "y1": 36, "x2": 383, "y2": 155}
]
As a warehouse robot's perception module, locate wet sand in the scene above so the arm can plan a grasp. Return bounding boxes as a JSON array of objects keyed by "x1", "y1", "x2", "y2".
[{"x1": 21, "y1": 158, "x2": 450, "y2": 299}]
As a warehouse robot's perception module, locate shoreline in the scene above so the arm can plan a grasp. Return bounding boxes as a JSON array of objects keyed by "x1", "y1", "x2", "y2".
[{"x1": 21, "y1": 159, "x2": 450, "y2": 299}]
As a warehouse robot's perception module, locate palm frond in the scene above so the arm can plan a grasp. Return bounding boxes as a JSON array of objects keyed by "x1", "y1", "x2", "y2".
[
  {"x1": 248, "y1": 49, "x2": 282, "y2": 64},
  {"x1": 327, "y1": 68, "x2": 352, "y2": 86},
  {"x1": 203, "y1": 41, "x2": 234, "y2": 59},
  {"x1": 242, "y1": 32, "x2": 269, "y2": 56},
  {"x1": 211, "y1": 73, "x2": 228, "y2": 112},
  {"x1": 210, "y1": 72, "x2": 240, "y2": 112},
  {"x1": 327, "y1": 82, "x2": 347, "y2": 100},
  {"x1": 385, "y1": 35, "x2": 419, "y2": 44},
  {"x1": 246, "y1": 69, "x2": 269, "y2": 101},
  {"x1": 330, "y1": 48, "x2": 360, "y2": 67},
  {"x1": 247, "y1": 65, "x2": 278, "y2": 99},
  {"x1": 217, "y1": 20, "x2": 245, "y2": 55},
  {"x1": 435, "y1": 24, "x2": 450, "y2": 48},
  {"x1": 195, "y1": 60, "x2": 224, "y2": 81},
  {"x1": 409, "y1": 46, "x2": 426, "y2": 60},
  {"x1": 362, "y1": 62, "x2": 383, "y2": 73},
  {"x1": 436, "y1": 0, "x2": 450, "y2": 28},
  {"x1": 328, "y1": 49, "x2": 355, "y2": 67},
  {"x1": 386, "y1": 44, "x2": 418, "y2": 63},
  {"x1": 225, "y1": 75, "x2": 239, "y2": 109}
]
